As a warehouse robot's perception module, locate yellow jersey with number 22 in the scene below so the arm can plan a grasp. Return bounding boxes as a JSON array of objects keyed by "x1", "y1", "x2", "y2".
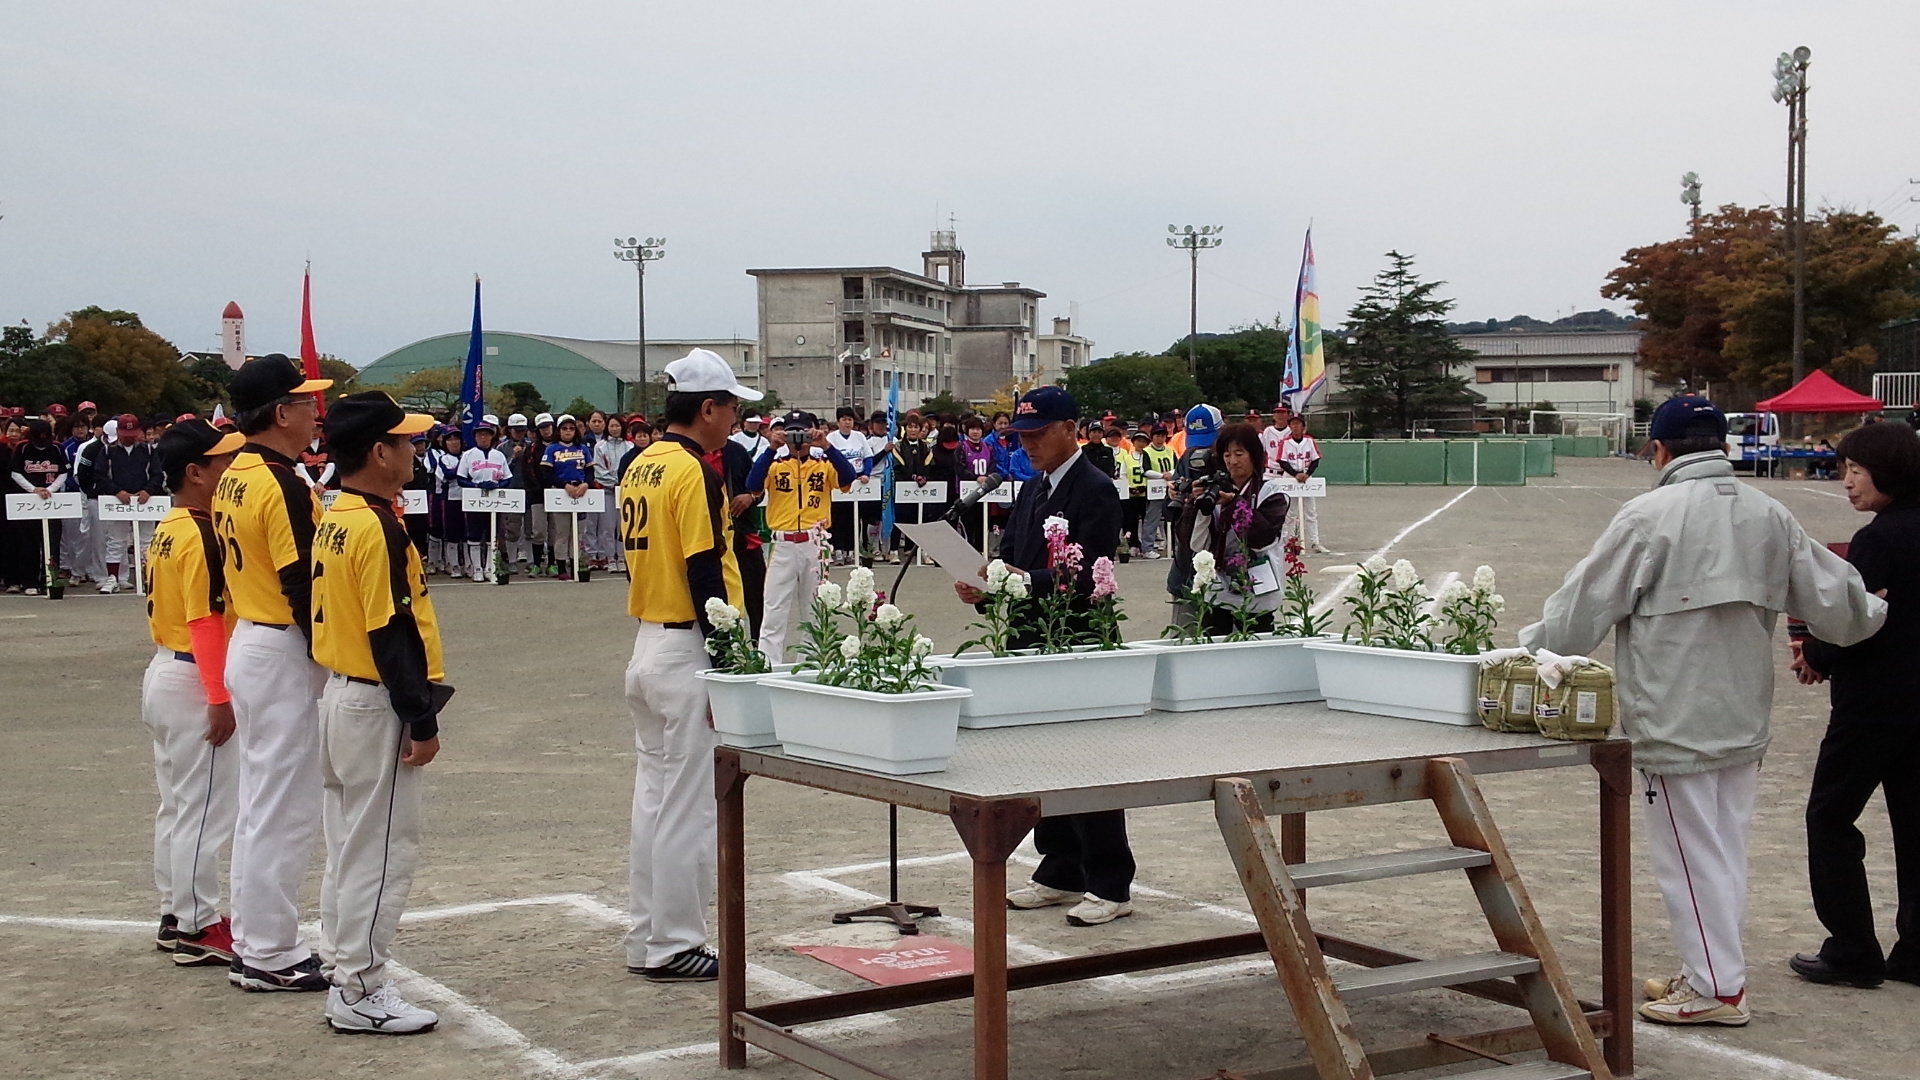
[{"x1": 620, "y1": 436, "x2": 742, "y2": 624}]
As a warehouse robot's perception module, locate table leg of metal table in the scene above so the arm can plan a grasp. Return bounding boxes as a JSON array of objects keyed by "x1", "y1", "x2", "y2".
[
  {"x1": 951, "y1": 796, "x2": 1042, "y2": 1080},
  {"x1": 1280, "y1": 813, "x2": 1307, "y2": 908},
  {"x1": 717, "y1": 749, "x2": 749, "y2": 1070},
  {"x1": 1594, "y1": 742, "x2": 1634, "y2": 1078}
]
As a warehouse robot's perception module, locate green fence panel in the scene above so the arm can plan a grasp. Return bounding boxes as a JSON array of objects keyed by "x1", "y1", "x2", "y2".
[
  {"x1": 1444, "y1": 440, "x2": 1479, "y2": 485},
  {"x1": 1551, "y1": 435, "x2": 1576, "y2": 456},
  {"x1": 1367, "y1": 440, "x2": 1448, "y2": 484},
  {"x1": 1523, "y1": 438, "x2": 1556, "y2": 476},
  {"x1": 1468, "y1": 440, "x2": 1528, "y2": 485},
  {"x1": 1573, "y1": 435, "x2": 1611, "y2": 457},
  {"x1": 1317, "y1": 440, "x2": 1368, "y2": 485}
]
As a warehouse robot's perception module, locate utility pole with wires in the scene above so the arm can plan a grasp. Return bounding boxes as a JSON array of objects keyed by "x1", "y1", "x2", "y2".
[{"x1": 1166, "y1": 224, "x2": 1222, "y2": 377}]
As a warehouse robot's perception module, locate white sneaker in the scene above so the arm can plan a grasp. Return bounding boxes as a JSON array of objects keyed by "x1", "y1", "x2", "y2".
[
  {"x1": 1065, "y1": 894, "x2": 1134, "y2": 927},
  {"x1": 326, "y1": 982, "x2": 438, "y2": 1035},
  {"x1": 1006, "y1": 880, "x2": 1079, "y2": 910},
  {"x1": 471, "y1": 568, "x2": 486, "y2": 582},
  {"x1": 98, "y1": 577, "x2": 119, "y2": 595},
  {"x1": 1310, "y1": 544, "x2": 1331, "y2": 555},
  {"x1": 1638, "y1": 975, "x2": 1749, "y2": 1026}
]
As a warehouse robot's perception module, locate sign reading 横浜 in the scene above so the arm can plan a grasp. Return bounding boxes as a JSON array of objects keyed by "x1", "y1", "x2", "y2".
[
  {"x1": 6, "y1": 493, "x2": 85, "y2": 520},
  {"x1": 791, "y1": 935, "x2": 974, "y2": 987},
  {"x1": 97, "y1": 495, "x2": 173, "y2": 520},
  {"x1": 543, "y1": 488, "x2": 606, "y2": 513},
  {"x1": 459, "y1": 488, "x2": 527, "y2": 513}
]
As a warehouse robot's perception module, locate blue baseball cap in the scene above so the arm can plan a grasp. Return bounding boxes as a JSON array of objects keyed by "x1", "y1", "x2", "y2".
[
  {"x1": 1009, "y1": 386, "x2": 1081, "y2": 430},
  {"x1": 1184, "y1": 404, "x2": 1224, "y2": 448},
  {"x1": 1648, "y1": 394, "x2": 1727, "y2": 442}
]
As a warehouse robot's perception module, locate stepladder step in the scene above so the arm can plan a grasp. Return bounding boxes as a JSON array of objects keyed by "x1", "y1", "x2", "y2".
[
  {"x1": 1430, "y1": 1061, "x2": 1591, "y2": 1080},
  {"x1": 1288, "y1": 845, "x2": 1491, "y2": 889},
  {"x1": 1333, "y1": 951, "x2": 1540, "y2": 1001}
]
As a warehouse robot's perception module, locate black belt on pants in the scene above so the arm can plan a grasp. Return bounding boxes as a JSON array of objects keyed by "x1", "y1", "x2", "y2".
[
  {"x1": 172, "y1": 651, "x2": 195, "y2": 664},
  {"x1": 661, "y1": 620, "x2": 695, "y2": 630},
  {"x1": 345, "y1": 675, "x2": 379, "y2": 687},
  {"x1": 253, "y1": 622, "x2": 291, "y2": 632}
]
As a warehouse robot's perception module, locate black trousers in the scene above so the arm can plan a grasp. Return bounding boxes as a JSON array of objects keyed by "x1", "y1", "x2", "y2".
[
  {"x1": 1030, "y1": 810, "x2": 1135, "y2": 902},
  {"x1": 1806, "y1": 721, "x2": 1920, "y2": 976}
]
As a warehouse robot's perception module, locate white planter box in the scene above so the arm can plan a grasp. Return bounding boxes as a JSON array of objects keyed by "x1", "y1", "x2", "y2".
[
  {"x1": 765, "y1": 673, "x2": 972, "y2": 775},
  {"x1": 698, "y1": 665, "x2": 793, "y2": 749},
  {"x1": 1125, "y1": 636, "x2": 1330, "y2": 712},
  {"x1": 1302, "y1": 640, "x2": 1484, "y2": 726},
  {"x1": 931, "y1": 646, "x2": 1157, "y2": 728}
]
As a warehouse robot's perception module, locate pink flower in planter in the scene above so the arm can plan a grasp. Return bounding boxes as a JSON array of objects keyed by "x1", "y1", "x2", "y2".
[{"x1": 1091, "y1": 557, "x2": 1118, "y2": 600}]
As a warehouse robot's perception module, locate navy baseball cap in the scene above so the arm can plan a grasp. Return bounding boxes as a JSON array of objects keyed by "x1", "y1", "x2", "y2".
[
  {"x1": 1648, "y1": 394, "x2": 1727, "y2": 442},
  {"x1": 1008, "y1": 386, "x2": 1080, "y2": 431}
]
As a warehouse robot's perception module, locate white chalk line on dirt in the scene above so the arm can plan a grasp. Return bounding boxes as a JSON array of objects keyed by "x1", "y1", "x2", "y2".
[
  {"x1": 1309, "y1": 485, "x2": 1478, "y2": 617},
  {"x1": 1799, "y1": 486, "x2": 1850, "y2": 500}
]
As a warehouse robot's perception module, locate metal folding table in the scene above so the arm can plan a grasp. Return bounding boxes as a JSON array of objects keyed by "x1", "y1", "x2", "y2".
[{"x1": 716, "y1": 704, "x2": 1633, "y2": 1080}]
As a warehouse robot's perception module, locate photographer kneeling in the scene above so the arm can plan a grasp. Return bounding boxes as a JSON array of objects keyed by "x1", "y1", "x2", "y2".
[{"x1": 1177, "y1": 422, "x2": 1290, "y2": 636}]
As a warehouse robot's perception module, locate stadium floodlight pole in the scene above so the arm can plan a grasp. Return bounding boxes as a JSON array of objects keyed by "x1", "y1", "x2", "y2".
[
  {"x1": 1772, "y1": 47, "x2": 1810, "y2": 393},
  {"x1": 613, "y1": 236, "x2": 667, "y2": 413},
  {"x1": 1680, "y1": 172, "x2": 1702, "y2": 228},
  {"x1": 1166, "y1": 224, "x2": 1223, "y2": 377}
]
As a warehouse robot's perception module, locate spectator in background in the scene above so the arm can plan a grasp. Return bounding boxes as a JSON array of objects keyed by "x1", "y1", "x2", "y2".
[
  {"x1": 9, "y1": 419, "x2": 70, "y2": 593},
  {"x1": 1790, "y1": 422, "x2": 1920, "y2": 990},
  {"x1": 1137, "y1": 425, "x2": 1175, "y2": 560},
  {"x1": 81, "y1": 414, "x2": 165, "y2": 594}
]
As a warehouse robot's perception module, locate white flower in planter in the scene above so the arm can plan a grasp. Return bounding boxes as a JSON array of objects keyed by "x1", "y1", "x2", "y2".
[
  {"x1": 847, "y1": 566, "x2": 878, "y2": 610},
  {"x1": 912, "y1": 635, "x2": 935, "y2": 659},
  {"x1": 817, "y1": 581, "x2": 844, "y2": 609},
  {"x1": 1436, "y1": 578, "x2": 1471, "y2": 605},
  {"x1": 1390, "y1": 559, "x2": 1422, "y2": 593},
  {"x1": 1362, "y1": 554, "x2": 1390, "y2": 575},
  {"x1": 1005, "y1": 575, "x2": 1029, "y2": 599},
  {"x1": 1489, "y1": 593, "x2": 1506, "y2": 612},
  {"x1": 1473, "y1": 565, "x2": 1496, "y2": 592},
  {"x1": 704, "y1": 597, "x2": 742, "y2": 631},
  {"x1": 985, "y1": 559, "x2": 1012, "y2": 586},
  {"x1": 838, "y1": 634, "x2": 863, "y2": 660},
  {"x1": 1192, "y1": 549, "x2": 1218, "y2": 588},
  {"x1": 873, "y1": 603, "x2": 906, "y2": 628}
]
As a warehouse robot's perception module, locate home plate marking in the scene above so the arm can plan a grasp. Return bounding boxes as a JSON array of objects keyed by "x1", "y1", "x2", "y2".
[{"x1": 794, "y1": 935, "x2": 975, "y2": 985}]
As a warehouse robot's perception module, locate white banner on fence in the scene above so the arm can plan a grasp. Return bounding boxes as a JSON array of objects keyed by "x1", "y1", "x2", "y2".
[
  {"x1": 458, "y1": 488, "x2": 527, "y2": 513},
  {"x1": 6, "y1": 493, "x2": 85, "y2": 520},
  {"x1": 958, "y1": 478, "x2": 1018, "y2": 506},
  {"x1": 544, "y1": 488, "x2": 606, "y2": 513},
  {"x1": 97, "y1": 495, "x2": 173, "y2": 520},
  {"x1": 832, "y1": 475, "x2": 883, "y2": 503},
  {"x1": 893, "y1": 481, "x2": 947, "y2": 505},
  {"x1": 1276, "y1": 477, "x2": 1327, "y2": 498},
  {"x1": 401, "y1": 490, "x2": 429, "y2": 515}
]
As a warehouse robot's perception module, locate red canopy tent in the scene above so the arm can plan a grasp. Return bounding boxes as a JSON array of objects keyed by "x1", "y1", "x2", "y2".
[{"x1": 1754, "y1": 369, "x2": 1884, "y2": 413}]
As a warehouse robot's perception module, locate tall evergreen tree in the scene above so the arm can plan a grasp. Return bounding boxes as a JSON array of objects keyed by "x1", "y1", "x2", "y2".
[{"x1": 1339, "y1": 252, "x2": 1476, "y2": 436}]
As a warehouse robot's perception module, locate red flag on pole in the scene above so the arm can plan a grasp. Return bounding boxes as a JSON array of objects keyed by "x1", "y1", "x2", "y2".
[{"x1": 300, "y1": 262, "x2": 325, "y2": 416}]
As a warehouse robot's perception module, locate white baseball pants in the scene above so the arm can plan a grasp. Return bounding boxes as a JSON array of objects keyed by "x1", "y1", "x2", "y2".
[
  {"x1": 143, "y1": 650, "x2": 237, "y2": 934},
  {"x1": 1645, "y1": 762, "x2": 1760, "y2": 998},
  {"x1": 1287, "y1": 495, "x2": 1320, "y2": 547},
  {"x1": 757, "y1": 539, "x2": 823, "y2": 663},
  {"x1": 100, "y1": 518, "x2": 137, "y2": 573},
  {"x1": 624, "y1": 623, "x2": 717, "y2": 969},
  {"x1": 318, "y1": 675, "x2": 423, "y2": 999},
  {"x1": 226, "y1": 619, "x2": 328, "y2": 972}
]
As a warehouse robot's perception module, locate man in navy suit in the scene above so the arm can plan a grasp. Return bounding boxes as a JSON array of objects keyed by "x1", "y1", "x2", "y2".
[{"x1": 953, "y1": 386, "x2": 1133, "y2": 926}]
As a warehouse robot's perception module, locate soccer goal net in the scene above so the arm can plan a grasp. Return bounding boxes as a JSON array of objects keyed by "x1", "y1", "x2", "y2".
[{"x1": 1527, "y1": 411, "x2": 1629, "y2": 453}]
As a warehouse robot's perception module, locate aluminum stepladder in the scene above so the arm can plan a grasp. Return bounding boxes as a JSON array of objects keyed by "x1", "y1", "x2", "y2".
[{"x1": 1213, "y1": 757, "x2": 1610, "y2": 1080}]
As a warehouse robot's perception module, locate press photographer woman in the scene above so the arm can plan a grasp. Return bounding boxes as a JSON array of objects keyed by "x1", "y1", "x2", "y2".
[{"x1": 1177, "y1": 422, "x2": 1290, "y2": 636}]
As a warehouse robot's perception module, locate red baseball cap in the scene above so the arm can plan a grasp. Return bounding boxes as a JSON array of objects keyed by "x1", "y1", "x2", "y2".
[
  {"x1": 48, "y1": 404, "x2": 69, "y2": 417},
  {"x1": 77, "y1": 401, "x2": 98, "y2": 412},
  {"x1": 116, "y1": 412, "x2": 141, "y2": 430}
]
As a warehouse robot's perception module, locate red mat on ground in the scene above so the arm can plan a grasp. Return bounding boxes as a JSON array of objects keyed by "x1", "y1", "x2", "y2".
[{"x1": 792, "y1": 936, "x2": 975, "y2": 986}]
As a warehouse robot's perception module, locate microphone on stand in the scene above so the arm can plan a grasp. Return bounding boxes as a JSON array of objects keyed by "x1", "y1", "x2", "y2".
[{"x1": 944, "y1": 471, "x2": 1005, "y2": 522}]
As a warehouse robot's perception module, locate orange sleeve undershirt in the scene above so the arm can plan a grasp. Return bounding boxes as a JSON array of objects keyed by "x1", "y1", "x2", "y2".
[{"x1": 187, "y1": 615, "x2": 231, "y2": 705}]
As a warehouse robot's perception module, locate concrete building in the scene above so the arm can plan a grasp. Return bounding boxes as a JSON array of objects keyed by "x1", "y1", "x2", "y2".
[
  {"x1": 748, "y1": 231, "x2": 1080, "y2": 415},
  {"x1": 1036, "y1": 316, "x2": 1095, "y2": 385},
  {"x1": 1454, "y1": 330, "x2": 1658, "y2": 415},
  {"x1": 356, "y1": 332, "x2": 757, "y2": 414}
]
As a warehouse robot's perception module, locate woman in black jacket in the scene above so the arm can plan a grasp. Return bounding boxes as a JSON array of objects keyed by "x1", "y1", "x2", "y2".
[{"x1": 1793, "y1": 421, "x2": 1920, "y2": 988}]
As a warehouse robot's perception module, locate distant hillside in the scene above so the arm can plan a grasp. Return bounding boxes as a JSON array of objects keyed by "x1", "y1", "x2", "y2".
[{"x1": 1448, "y1": 310, "x2": 1639, "y2": 335}]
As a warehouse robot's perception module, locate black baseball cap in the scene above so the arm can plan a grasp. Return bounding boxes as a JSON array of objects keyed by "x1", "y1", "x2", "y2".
[
  {"x1": 324, "y1": 392, "x2": 434, "y2": 457},
  {"x1": 158, "y1": 418, "x2": 245, "y2": 475},
  {"x1": 781, "y1": 409, "x2": 818, "y2": 430},
  {"x1": 1008, "y1": 386, "x2": 1081, "y2": 431},
  {"x1": 229, "y1": 353, "x2": 333, "y2": 413}
]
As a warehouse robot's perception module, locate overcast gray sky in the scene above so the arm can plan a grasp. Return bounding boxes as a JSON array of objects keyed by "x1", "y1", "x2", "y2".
[{"x1": 4, "y1": 1, "x2": 1917, "y2": 368}]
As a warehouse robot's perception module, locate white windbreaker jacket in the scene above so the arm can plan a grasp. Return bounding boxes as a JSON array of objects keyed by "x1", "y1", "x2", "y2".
[{"x1": 1519, "y1": 451, "x2": 1885, "y2": 774}]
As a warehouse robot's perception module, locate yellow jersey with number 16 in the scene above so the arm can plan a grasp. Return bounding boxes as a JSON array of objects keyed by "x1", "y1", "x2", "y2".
[
  {"x1": 211, "y1": 445, "x2": 319, "y2": 625},
  {"x1": 620, "y1": 435, "x2": 742, "y2": 624},
  {"x1": 310, "y1": 491, "x2": 444, "y2": 683}
]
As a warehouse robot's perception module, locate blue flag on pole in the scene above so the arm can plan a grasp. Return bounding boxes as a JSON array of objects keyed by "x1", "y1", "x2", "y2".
[
  {"x1": 878, "y1": 372, "x2": 899, "y2": 556},
  {"x1": 459, "y1": 276, "x2": 484, "y2": 443}
]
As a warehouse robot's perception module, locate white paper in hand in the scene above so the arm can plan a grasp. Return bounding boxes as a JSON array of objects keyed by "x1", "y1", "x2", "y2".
[{"x1": 897, "y1": 522, "x2": 989, "y2": 587}]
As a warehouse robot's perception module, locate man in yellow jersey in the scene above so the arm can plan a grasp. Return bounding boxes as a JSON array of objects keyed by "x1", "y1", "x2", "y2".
[
  {"x1": 212, "y1": 354, "x2": 334, "y2": 992},
  {"x1": 144, "y1": 419, "x2": 246, "y2": 968},
  {"x1": 744, "y1": 410, "x2": 855, "y2": 661},
  {"x1": 620, "y1": 348, "x2": 757, "y2": 982},
  {"x1": 309, "y1": 392, "x2": 451, "y2": 1035}
]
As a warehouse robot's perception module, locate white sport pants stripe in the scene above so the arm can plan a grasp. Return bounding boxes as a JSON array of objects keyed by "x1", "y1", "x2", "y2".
[
  {"x1": 142, "y1": 650, "x2": 238, "y2": 934},
  {"x1": 318, "y1": 675, "x2": 422, "y2": 999},
  {"x1": 624, "y1": 623, "x2": 717, "y2": 968},
  {"x1": 1645, "y1": 762, "x2": 1760, "y2": 998},
  {"x1": 757, "y1": 539, "x2": 822, "y2": 663},
  {"x1": 227, "y1": 619, "x2": 327, "y2": 972}
]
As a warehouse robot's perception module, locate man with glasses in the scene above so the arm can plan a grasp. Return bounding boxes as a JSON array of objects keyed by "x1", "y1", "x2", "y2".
[{"x1": 212, "y1": 354, "x2": 335, "y2": 992}]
